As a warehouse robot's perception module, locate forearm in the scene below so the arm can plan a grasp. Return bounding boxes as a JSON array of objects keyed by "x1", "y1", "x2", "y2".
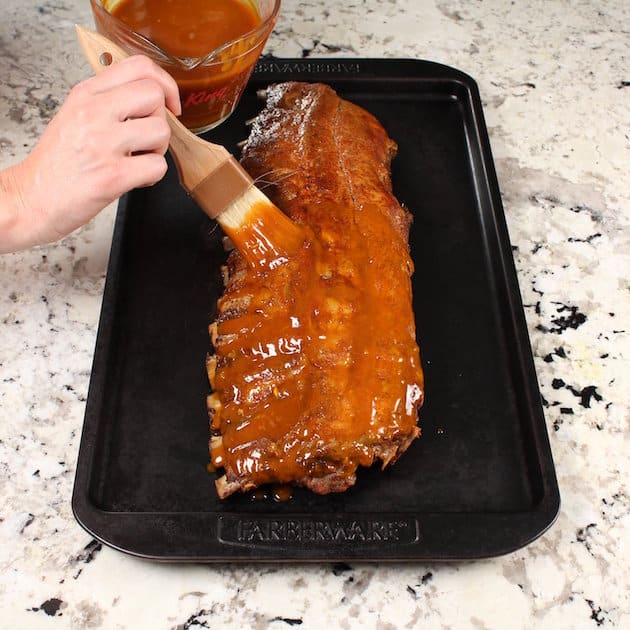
[{"x1": 0, "y1": 162, "x2": 41, "y2": 254}]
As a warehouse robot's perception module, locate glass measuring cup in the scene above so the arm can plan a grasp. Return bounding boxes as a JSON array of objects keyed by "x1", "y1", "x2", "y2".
[{"x1": 90, "y1": 0, "x2": 281, "y2": 133}]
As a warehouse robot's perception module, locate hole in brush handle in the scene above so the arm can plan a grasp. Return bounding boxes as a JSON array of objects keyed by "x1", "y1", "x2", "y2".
[{"x1": 99, "y1": 51, "x2": 113, "y2": 66}]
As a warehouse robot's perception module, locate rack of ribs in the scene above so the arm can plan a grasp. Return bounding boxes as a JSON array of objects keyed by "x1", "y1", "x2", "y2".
[{"x1": 206, "y1": 82, "x2": 424, "y2": 498}]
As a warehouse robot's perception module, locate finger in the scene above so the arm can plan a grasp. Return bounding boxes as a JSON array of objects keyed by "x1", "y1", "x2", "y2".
[
  {"x1": 107, "y1": 78, "x2": 172, "y2": 122},
  {"x1": 116, "y1": 115, "x2": 171, "y2": 156},
  {"x1": 110, "y1": 153, "x2": 169, "y2": 196},
  {"x1": 83, "y1": 55, "x2": 182, "y2": 115}
]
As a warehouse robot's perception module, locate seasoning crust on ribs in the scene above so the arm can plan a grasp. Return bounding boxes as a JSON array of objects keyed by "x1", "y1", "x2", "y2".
[{"x1": 207, "y1": 82, "x2": 424, "y2": 498}]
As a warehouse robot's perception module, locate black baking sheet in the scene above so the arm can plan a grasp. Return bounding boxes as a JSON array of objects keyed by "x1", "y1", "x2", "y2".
[{"x1": 72, "y1": 58, "x2": 560, "y2": 561}]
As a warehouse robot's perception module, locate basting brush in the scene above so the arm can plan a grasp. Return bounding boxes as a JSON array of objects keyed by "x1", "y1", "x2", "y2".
[{"x1": 75, "y1": 25, "x2": 304, "y2": 270}]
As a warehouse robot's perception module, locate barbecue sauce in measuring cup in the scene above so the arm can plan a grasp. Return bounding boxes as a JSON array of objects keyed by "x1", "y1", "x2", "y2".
[{"x1": 90, "y1": 0, "x2": 280, "y2": 132}]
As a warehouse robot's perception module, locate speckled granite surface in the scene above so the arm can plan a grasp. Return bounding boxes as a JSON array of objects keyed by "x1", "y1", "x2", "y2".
[{"x1": 1, "y1": 0, "x2": 628, "y2": 627}]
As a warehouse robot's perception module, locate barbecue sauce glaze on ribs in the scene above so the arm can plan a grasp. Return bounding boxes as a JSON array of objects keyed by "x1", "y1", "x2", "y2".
[{"x1": 207, "y1": 82, "x2": 424, "y2": 498}]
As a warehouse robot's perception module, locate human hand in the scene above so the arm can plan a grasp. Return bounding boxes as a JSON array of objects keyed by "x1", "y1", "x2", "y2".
[{"x1": 2, "y1": 55, "x2": 181, "y2": 251}]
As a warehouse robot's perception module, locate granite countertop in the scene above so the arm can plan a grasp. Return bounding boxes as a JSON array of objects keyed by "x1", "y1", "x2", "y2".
[{"x1": 1, "y1": 0, "x2": 628, "y2": 627}]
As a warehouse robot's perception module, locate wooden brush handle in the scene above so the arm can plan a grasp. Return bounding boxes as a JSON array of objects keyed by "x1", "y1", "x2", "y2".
[{"x1": 75, "y1": 25, "x2": 232, "y2": 194}]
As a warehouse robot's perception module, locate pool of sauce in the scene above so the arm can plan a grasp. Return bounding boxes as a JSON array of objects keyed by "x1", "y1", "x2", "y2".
[{"x1": 110, "y1": 0, "x2": 260, "y2": 58}]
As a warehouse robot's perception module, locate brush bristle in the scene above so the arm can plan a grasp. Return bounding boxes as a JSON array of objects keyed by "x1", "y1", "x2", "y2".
[
  {"x1": 218, "y1": 186, "x2": 306, "y2": 269},
  {"x1": 219, "y1": 186, "x2": 270, "y2": 229}
]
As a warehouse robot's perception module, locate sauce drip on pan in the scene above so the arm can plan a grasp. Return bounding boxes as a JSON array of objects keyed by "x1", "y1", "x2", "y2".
[{"x1": 271, "y1": 485, "x2": 293, "y2": 502}]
